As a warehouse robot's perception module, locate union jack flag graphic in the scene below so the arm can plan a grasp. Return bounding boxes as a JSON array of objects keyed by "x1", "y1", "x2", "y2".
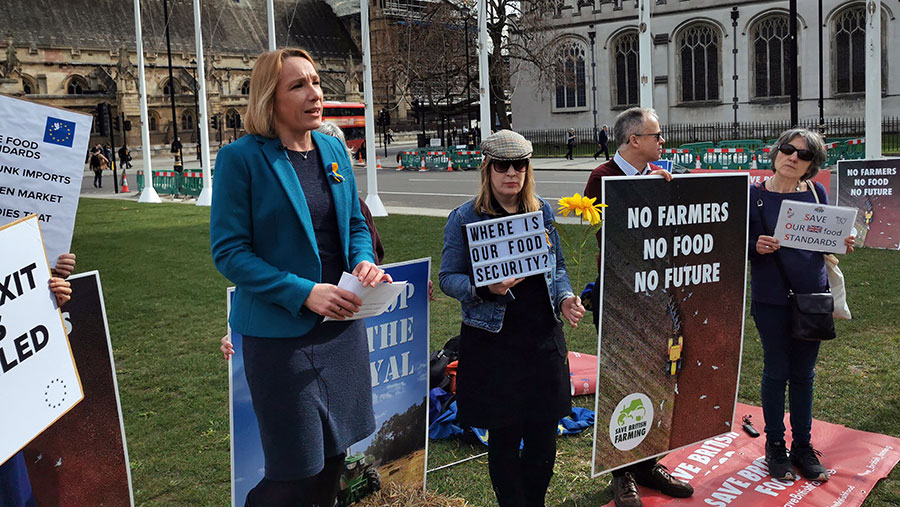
[{"x1": 807, "y1": 225, "x2": 823, "y2": 233}]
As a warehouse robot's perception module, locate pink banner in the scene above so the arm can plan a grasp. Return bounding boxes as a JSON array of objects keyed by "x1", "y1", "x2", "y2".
[{"x1": 603, "y1": 403, "x2": 900, "y2": 506}]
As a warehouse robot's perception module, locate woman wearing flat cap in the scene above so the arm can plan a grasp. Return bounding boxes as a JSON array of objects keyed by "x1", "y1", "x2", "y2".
[{"x1": 440, "y1": 129, "x2": 585, "y2": 506}]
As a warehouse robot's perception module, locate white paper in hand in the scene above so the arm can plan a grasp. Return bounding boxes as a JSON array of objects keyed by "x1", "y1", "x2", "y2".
[{"x1": 323, "y1": 272, "x2": 407, "y2": 321}]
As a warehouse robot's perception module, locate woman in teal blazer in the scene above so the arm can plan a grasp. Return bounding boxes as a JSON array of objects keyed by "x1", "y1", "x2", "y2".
[{"x1": 210, "y1": 48, "x2": 389, "y2": 507}]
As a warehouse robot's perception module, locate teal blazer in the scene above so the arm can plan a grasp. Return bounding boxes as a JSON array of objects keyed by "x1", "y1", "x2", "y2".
[{"x1": 210, "y1": 131, "x2": 374, "y2": 338}]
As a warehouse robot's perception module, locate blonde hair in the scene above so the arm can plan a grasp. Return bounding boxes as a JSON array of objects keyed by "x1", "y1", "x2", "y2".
[
  {"x1": 244, "y1": 48, "x2": 317, "y2": 138},
  {"x1": 474, "y1": 155, "x2": 540, "y2": 216}
]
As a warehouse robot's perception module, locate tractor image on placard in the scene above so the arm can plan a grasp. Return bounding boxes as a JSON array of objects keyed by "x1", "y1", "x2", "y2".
[{"x1": 336, "y1": 453, "x2": 381, "y2": 506}]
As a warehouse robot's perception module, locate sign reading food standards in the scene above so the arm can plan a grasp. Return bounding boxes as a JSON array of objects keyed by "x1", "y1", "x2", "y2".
[
  {"x1": 466, "y1": 210, "x2": 550, "y2": 287},
  {"x1": 593, "y1": 173, "x2": 748, "y2": 477},
  {"x1": 0, "y1": 215, "x2": 83, "y2": 465},
  {"x1": 0, "y1": 94, "x2": 92, "y2": 264},
  {"x1": 837, "y1": 158, "x2": 900, "y2": 250},
  {"x1": 773, "y1": 201, "x2": 857, "y2": 254}
]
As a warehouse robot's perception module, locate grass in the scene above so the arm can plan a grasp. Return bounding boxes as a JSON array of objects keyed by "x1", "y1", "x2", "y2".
[{"x1": 70, "y1": 199, "x2": 900, "y2": 505}]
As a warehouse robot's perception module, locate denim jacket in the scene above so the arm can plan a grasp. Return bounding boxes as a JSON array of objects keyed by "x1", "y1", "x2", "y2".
[{"x1": 439, "y1": 197, "x2": 575, "y2": 332}]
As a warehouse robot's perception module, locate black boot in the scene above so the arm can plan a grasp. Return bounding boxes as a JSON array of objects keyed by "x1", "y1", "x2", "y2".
[{"x1": 765, "y1": 440, "x2": 796, "y2": 480}]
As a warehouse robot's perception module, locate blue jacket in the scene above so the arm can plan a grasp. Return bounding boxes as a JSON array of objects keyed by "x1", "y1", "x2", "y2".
[
  {"x1": 210, "y1": 132, "x2": 374, "y2": 338},
  {"x1": 439, "y1": 198, "x2": 574, "y2": 332}
]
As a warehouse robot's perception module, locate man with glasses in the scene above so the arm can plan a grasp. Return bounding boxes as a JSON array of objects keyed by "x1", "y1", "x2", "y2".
[{"x1": 583, "y1": 107, "x2": 693, "y2": 507}]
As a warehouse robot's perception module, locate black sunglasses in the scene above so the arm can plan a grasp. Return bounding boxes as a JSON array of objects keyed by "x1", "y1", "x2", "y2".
[
  {"x1": 778, "y1": 143, "x2": 815, "y2": 161},
  {"x1": 633, "y1": 132, "x2": 663, "y2": 141},
  {"x1": 492, "y1": 159, "x2": 529, "y2": 173}
]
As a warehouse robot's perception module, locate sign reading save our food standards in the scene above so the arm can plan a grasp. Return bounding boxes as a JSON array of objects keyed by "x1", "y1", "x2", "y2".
[
  {"x1": 773, "y1": 201, "x2": 857, "y2": 254},
  {"x1": 466, "y1": 211, "x2": 551, "y2": 287}
]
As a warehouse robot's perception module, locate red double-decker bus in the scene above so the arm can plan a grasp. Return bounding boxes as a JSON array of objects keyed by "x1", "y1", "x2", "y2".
[{"x1": 322, "y1": 101, "x2": 365, "y2": 151}]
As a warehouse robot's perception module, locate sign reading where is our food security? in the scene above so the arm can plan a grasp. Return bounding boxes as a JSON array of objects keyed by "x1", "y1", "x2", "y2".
[
  {"x1": 837, "y1": 158, "x2": 900, "y2": 250},
  {"x1": 592, "y1": 173, "x2": 749, "y2": 477},
  {"x1": 0, "y1": 94, "x2": 92, "y2": 264},
  {"x1": 466, "y1": 211, "x2": 550, "y2": 287},
  {"x1": 228, "y1": 259, "x2": 430, "y2": 506},
  {"x1": 24, "y1": 272, "x2": 134, "y2": 506},
  {"x1": 773, "y1": 201, "x2": 857, "y2": 254},
  {"x1": 0, "y1": 215, "x2": 83, "y2": 465}
]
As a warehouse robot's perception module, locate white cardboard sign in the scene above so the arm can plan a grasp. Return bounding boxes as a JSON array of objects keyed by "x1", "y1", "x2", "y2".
[
  {"x1": 0, "y1": 215, "x2": 83, "y2": 465},
  {"x1": 773, "y1": 200, "x2": 858, "y2": 254},
  {"x1": 0, "y1": 94, "x2": 92, "y2": 265},
  {"x1": 465, "y1": 210, "x2": 551, "y2": 287}
]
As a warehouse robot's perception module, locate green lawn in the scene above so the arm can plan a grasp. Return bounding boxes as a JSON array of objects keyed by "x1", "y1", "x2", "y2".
[{"x1": 70, "y1": 198, "x2": 899, "y2": 505}]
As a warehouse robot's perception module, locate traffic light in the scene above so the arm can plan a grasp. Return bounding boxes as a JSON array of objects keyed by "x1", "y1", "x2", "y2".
[
  {"x1": 210, "y1": 116, "x2": 218, "y2": 129},
  {"x1": 382, "y1": 109, "x2": 390, "y2": 127},
  {"x1": 96, "y1": 103, "x2": 110, "y2": 137},
  {"x1": 112, "y1": 115, "x2": 120, "y2": 131},
  {"x1": 124, "y1": 119, "x2": 132, "y2": 131}
]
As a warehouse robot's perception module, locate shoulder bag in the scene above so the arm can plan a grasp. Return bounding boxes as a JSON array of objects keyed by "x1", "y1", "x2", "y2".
[
  {"x1": 806, "y1": 181, "x2": 851, "y2": 319},
  {"x1": 757, "y1": 182, "x2": 836, "y2": 341}
]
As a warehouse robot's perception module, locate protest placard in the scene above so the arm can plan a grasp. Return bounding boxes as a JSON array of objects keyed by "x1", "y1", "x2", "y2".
[
  {"x1": 0, "y1": 215, "x2": 83, "y2": 465},
  {"x1": 228, "y1": 259, "x2": 430, "y2": 506},
  {"x1": 691, "y1": 168, "x2": 831, "y2": 195},
  {"x1": 773, "y1": 201, "x2": 857, "y2": 254},
  {"x1": 836, "y1": 158, "x2": 900, "y2": 250},
  {"x1": 23, "y1": 271, "x2": 133, "y2": 505},
  {"x1": 0, "y1": 94, "x2": 92, "y2": 264},
  {"x1": 592, "y1": 173, "x2": 749, "y2": 477},
  {"x1": 465, "y1": 210, "x2": 550, "y2": 287}
]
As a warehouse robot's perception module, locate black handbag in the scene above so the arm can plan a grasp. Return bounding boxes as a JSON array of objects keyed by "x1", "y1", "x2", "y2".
[{"x1": 757, "y1": 184, "x2": 836, "y2": 341}]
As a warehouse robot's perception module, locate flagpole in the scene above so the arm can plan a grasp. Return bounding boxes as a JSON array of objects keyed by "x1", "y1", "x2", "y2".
[{"x1": 135, "y1": 0, "x2": 161, "y2": 203}]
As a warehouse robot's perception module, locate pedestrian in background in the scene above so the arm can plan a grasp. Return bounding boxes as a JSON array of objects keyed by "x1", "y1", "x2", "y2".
[
  {"x1": 565, "y1": 128, "x2": 576, "y2": 160},
  {"x1": 210, "y1": 47, "x2": 389, "y2": 507},
  {"x1": 118, "y1": 145, "x2": 133, "y2": 169},
  {"x1": 89, "y1": 144, "x2": 107, "y2": 188},
  {"x1": 593, "y1": 124, "x2": 610, "y2": 161}
]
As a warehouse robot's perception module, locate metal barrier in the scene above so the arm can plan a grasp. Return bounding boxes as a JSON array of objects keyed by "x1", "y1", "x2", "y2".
[
  {"x1": 180, "y1": 171, "x2": 204, "y2": 196},
  {"x1": 659, "y1": 148, "x2": 693, "y2": 169},
  {"x1": 423, "y1": 150, "x2": 450, "y2": 170},
  {"x1": 844, "y1": 138, "x2": 866, "y2": 159},
  {"x1": 702, "y1": 148, "x2": 749, "y2": 169},
  {"x1": 398, "y1": 150, "x2": 421, "y2": 170},
  {"x1": 451, "y1": 150, "x2": 482, "y2": 170}
]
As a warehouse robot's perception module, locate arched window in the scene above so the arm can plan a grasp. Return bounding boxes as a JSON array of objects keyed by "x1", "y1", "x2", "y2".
[
  {"x1": 182, "y1": 111, "x2": 195, "y2": 131},
  {"x1": 149, "y1": 113, "x2": 159, "y2": 131},
  {"x1": 751, "y1": 14, "x2": 790, "y2": 98},
  {"x1": 554, "y1": 40, "x2": 587, "y2": 109},
  {"x1": 225, "y1": 109, "x2": 241, "y2": 129},
  {"x1": 678, "y1": 23, "x2": 720, "y2": 102},
  {"x1": 832, "y1": 5, "x2": 886, "y2": 94},
  {"x1": 163, "y1": 79, "x2": 179, "y2": 95},
  {"x1": 240, "y1": 80, "x2": 250, "y2": 95},
  {"x1": 21, "y1": 76, "x2": 36, "y2": 95},
  {"x1": 66, "y1": 76, "x2": 88, "y2": 95},
  {"x1": 611, "y1": 31, "x2": 639, "y2": 107}
]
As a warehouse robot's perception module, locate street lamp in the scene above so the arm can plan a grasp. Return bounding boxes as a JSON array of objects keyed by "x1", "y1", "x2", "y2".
[
  {"x1": 731, "y1": 7, "x2": 739, "y2": 138},
  {"x1": 463, "y1": 5, "x2": 473, "y2": 135},
  {"x1": 190, "y1": 58, "x2": 202, "y2": 165},
  {"x1": 588, "y1": 27, "x2": 597, "y2": 147}
]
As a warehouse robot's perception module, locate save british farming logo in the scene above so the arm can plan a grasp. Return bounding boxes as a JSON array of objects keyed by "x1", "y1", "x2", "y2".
[
  {"x1": 609, "y1": 393, "x2": 654, "y2": 451},
  {"x1": 43, "y1": 117, "x2": 76, "y2": 147}
]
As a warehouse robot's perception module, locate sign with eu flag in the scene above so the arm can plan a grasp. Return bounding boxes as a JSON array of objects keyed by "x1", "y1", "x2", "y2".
[
  {"x1": 43, "y1": 117, "x2": 76, "y2": 148},
  {"x1": 0, "y1": 94, "x2": 91, "y2": 266}
]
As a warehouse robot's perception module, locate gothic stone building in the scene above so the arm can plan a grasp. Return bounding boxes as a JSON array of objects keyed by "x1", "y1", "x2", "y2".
[
  {"x1": 510, "y1": 0, "x2": 898, "y2": 131},
  {"x1": 0, "y1": 0, "x2": 363, "y2": 149}
]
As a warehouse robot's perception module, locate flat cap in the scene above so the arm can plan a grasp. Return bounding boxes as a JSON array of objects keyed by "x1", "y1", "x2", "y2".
[{"x1": 481, "y1": 130, "x2": 533, "y2": 161}]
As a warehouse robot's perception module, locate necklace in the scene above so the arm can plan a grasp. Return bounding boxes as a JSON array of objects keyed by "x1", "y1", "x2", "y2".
[{"x1": 296, "y1": 148, "x2": 313, "y2": 160}]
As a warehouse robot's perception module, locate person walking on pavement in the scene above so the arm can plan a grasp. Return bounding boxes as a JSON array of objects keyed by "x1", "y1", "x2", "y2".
[
  {"x1": 118, "y1": 144, "x2": 133, "y2": 169},
  {"x1": 565, "y1": 128, "x2": 576, "y2": 160},
  {"x1": 593, "y1": 124, "x2": 610, "y2": 161},
  {"x1": 89, "y1": 144, "x2": 108, "y2": 188},
  {"x1": 583, "y1": 107, "x2": 694, "y2": 507}
]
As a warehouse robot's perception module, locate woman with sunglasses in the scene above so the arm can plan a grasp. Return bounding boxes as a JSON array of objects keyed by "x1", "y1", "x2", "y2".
[
  {"x1": 749, "y1": 128, "x2": 855, "y2": 483},
  {"x1": 440, "y1": 130, "x2": 585, "y2": 506}
]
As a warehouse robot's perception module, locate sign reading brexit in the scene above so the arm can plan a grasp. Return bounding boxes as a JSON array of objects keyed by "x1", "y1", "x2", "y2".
[
  {"x1": 773, "y1": 201, "x2": 857, "y2": 254},
  {"x1": 0, "y1": 215, "x2": 83, "y2": 465},
  {"x1": 0, "y1": 94, "x2": 92, "y2": 265},
  {"x1": 466, "y1": 210, "x2": 550, "y2": 287}
]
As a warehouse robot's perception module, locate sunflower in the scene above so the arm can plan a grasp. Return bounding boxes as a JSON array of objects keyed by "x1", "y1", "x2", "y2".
[{"x1": 557, "y1": 193, "x2": 607, "y2": 226}]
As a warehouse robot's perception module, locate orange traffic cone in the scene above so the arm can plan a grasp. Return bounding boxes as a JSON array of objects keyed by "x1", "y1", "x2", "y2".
[
  {"x1": 121, "y1": 172, "x2": 130, "y2": 192},
  {"x1": 446, "y1": 156, "x2": 453, "y2": 172},
  {"x1": 750, "y1": 154, "x2": 758, "y2": 170},
  {"x1": 419, "y1": 156, "x2": 426, "y2": 172},
  {"x1": 376, "y1": 157, "x2": 382, "y2": 169},
  {"x1": 396, "y1": 157, "x2": 404, "y2": 171},
  {"x1": 695, "y1": 155, "x2": 701, "y2": 170},
  {"x1": 357, "y1": 149, "x2": 364, "y2": 164}
]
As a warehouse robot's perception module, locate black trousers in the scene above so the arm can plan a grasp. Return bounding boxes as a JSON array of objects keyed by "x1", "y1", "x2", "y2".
[
  {"x1": 487, "y1": 420, "x2": 558, "y2": 507},
  {"x1": 244, "y1": 452, "x2": 345, "y2": 507},
  {"x1": 593, "y1": 144, "x2": 609, "y2": 160}
]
